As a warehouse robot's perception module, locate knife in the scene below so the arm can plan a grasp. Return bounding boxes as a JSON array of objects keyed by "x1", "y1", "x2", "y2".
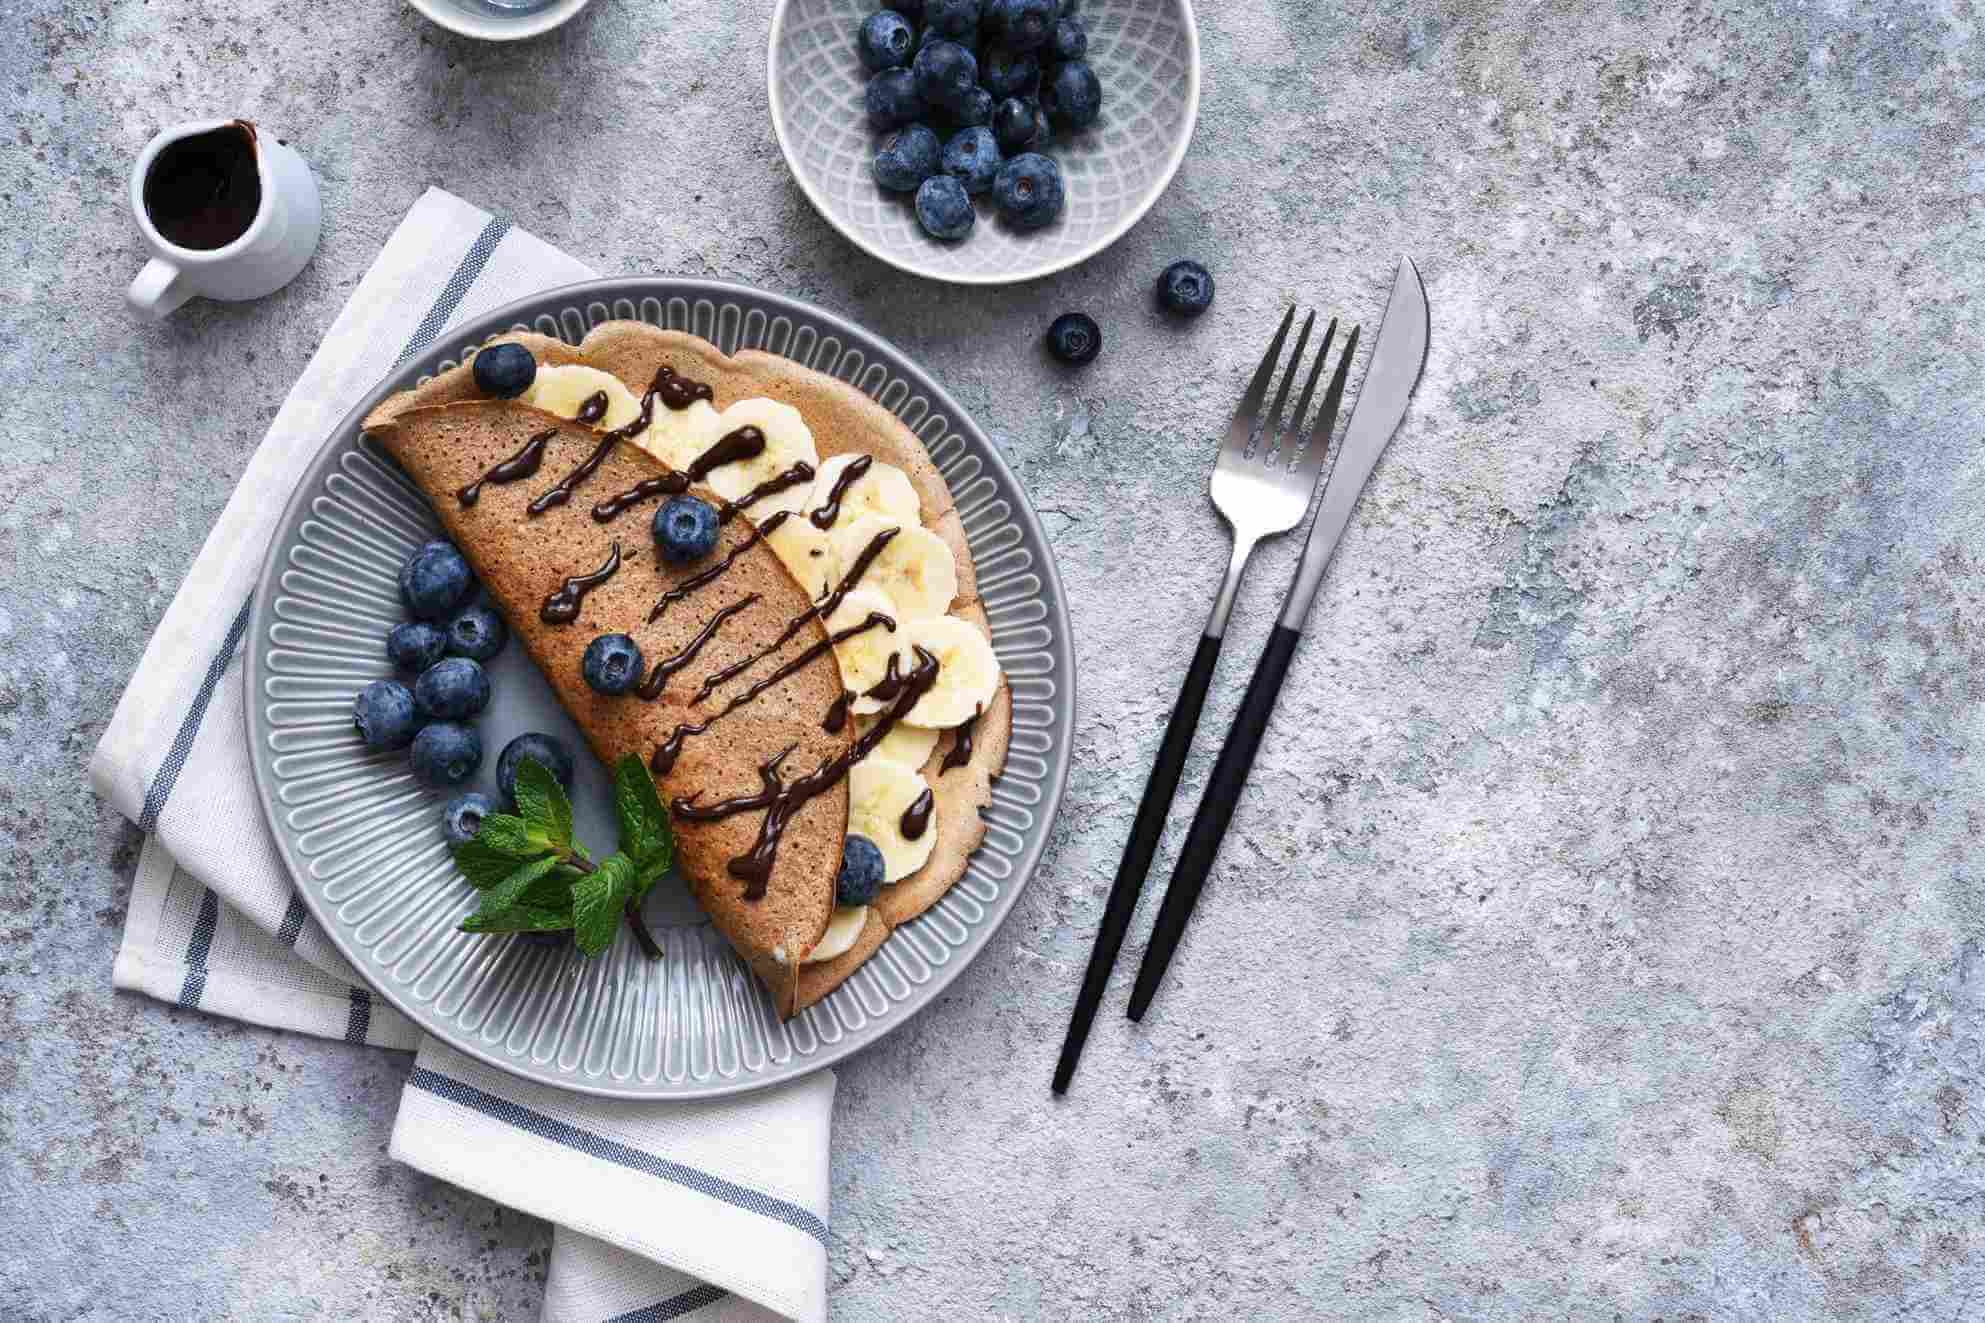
[{"x1": 1124, "y1": 257, "x2": 1431, "y2": 1021}]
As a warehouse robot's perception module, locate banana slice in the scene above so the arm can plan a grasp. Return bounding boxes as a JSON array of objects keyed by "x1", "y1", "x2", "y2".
[
  {"x1": 828, "y1": 514, "x2": 957, "y2": 621},
  {"x1": 803, "y1": 905, "x2": 869, "y2": 964},
  {"x1": 524, "y1": 364, "x2": 644, "y2": 431},
  {"x1": 762, "y1": 515, "x2": 836, "y2": 600},
  {"x1": 847, "y1": 757, "x2": 937, "y2": 882},
  {"x1": 901, "y1": 615, "x2": 1000, "y2": 729},
  {"x1": 856, "y1": 714, "x2": 940, "y2": 770},
  {"x1": 807, "y1": 454, "x2": 920, "y2": 530},
  {"x1": 826, "y1": 588, "x2": 912, "y2": 704},
  {"x1": 701, "y1": 399, "x2": 820, "y2": 518},
  {"x1": 635, "y1": 398, "x2": 726, "y2": 471}
]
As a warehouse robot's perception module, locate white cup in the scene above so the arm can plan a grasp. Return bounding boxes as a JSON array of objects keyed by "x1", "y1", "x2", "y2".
[{"x1": 127, "y1": 119, "x2": 322, "y2": 321}]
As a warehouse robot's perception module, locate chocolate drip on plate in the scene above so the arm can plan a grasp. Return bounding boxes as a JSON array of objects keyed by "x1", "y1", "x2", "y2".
[
  {"x1": 458, "y1": 428, "x2": 554, "y2": 507},
  {"x1": 540, "y1": 541, "x2": 622, "y2": 624}
]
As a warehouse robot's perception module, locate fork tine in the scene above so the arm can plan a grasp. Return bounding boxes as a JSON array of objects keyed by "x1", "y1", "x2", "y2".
[
  {"x1": 1221, "y1": 307, "x2": 1296, "y2": 457},
  {"x1": 1296, "y1": 323, "x2": 1361, "y2": 475},
  {"x1": 1281, "y1": 317, "x2": 1337, "y2": 466},
  {"x1": 1260, "y1": 310, "x2": 1316, "y2": 457}
]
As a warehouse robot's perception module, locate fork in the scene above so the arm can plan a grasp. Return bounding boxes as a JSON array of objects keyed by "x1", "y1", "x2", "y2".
[{"x1": 1051, "y1": 307, "x2": 1360, "y2": 1093}]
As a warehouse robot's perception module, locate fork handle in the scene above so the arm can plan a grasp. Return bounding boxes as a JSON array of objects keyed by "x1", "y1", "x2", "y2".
[
  {"x1": 1051, "y1": 630, "x2": 1224, "y2": 1093},
  {"x1": 1126, "y1": 623, "x2": 1303, "y2": 1021}
]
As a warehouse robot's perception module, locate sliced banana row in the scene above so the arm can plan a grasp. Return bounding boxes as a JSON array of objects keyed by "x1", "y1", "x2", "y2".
[
  {"x1": 825, "y1": 588, "x2": 912, "y2": 706},
  {"x1": 525, "y1": 364, "x2": 645, "y2": 431},
  {"x1": 855, "y1": 714, "x2": 940, "y2": 770},
  {"x1": 847, "y1": 757, "x2": 938, "y2": 882},
  {"x1": 899, "y1": 615, "x2": 1000, "y2": 730},
  {"x1": 829, "y1": 514, "x2": 957, "y2": 622},
  {"x1": 809, "y1": 453, "x2": 921, "y2": 528}
]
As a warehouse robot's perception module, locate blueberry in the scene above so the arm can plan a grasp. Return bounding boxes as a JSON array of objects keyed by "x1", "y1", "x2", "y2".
[
  {"x1": 865, "y1": 68, "x2": 926, "y2": 128},
  {"x1": 913, "y1": 40, "x2": 979, "y2": 110},
  {"x1": 1046, "y1": 312, "x2": 1101, "y2": 364},
  {"x1": 352, "y1": 678, "x2": 419, "y2": 751},
  {"x1": 582, "y1": 633, "x2": 645, "y2": 696},
  {"x1": 1031, "y1": 102, "x2": 1054, "y2": 147},
  {"x1": 915, "y1": 175, "x2": 977, "y2": 240},
  {"x1": 871, "y1": 123, "x2": 943, "y2": 192},
  {"x1": 414, "y1": 656, "x2": 491, "y2": 720},
  {"x1": 986, "y1": 0, "x2": 1055, "y2": 51},
  {"x1": 387, "y1": 620, "x2": 448, "y2": 672},
  {"x1": 836, "y1": 835, "x2": 886, "y2": 906},
  {"x1": 441, "y1": 791, "x2": 495, "y2": 847},
  {"x1": 497, "y1": 733, "x2": 576, "y2": 808},
  {"x1": 411, "y1": 721, "x2": 483, "y2": 789},
  {"x1": 981, "y1": 45, "x2": 1041, "y2": 97},
  {"x1": 884, "y1": 0, "x2": 924, "y2": 17},
  {"x1": 990, "y1": 151, "x2": 1064, "y2": 229},
  {"x1": 471, "y1": 342, "x2": 536, "y2": 399},
  {"x1": 398, "y1": 540, "x2": 476, "y2": 621},
  {"x1": 1051, "y1": 15, "x2": 1087, "y2": 62},
  {"x1": 941, "y1": 127, "x2": 1002, "y2": 195},
  {"x1": 857, "y1": 10, "x2": 916, "y2": 71},
  {"x1": 653, "y1": 494, "x2": 721, "y2": 563},
  {"x1": 952, "y1": 86, "x2": 996, "y2": 128},
  {"x1": 445, "y1": 604, "x2": 508, "y2": 662},
  {"x1": 1158, "y1": 259, "x2": 1216, "y2": 316},
  {"x1": 1042, "y1": 59, "x2": 1102, "y2": 129},
  {"x1": 992, "y1": 96, "x2": 1041, "y2": 152},
  {"x1": 925, "y1": 0, "x2": 980, "y2": 38}
]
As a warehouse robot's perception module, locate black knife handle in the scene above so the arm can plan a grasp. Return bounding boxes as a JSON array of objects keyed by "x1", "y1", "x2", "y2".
[
  {"x1": 1051, "y1": 632, "x2": 1223, "y2": 1093},
  {"x1": 1127, "y1": 624, "x2": 1303, "y2": 1021}
]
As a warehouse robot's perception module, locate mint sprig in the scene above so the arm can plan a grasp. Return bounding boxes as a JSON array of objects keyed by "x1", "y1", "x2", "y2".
[{"x1": 452, "y1": 754, "x2": 673, "y2": 959}]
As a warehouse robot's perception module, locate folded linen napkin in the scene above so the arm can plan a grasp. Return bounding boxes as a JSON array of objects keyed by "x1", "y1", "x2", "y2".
[{"x1": 89, "y1": 187, "x2": 832, "y2": 1323}]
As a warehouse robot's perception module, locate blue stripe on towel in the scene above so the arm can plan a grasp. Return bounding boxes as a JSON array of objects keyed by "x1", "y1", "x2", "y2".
[
  {"x1": 138, "y1": 598, "x2": 252, "y2": 833},
  {"x1": 605, "y1": 1283, "x2": 729, "y2": 1322},
  {"x1": 344, "y1": 987, "x2": 373, "y2": 1044},
  {"x1": 277, "y1": 890, "x2": 309, "y2": 946},
  {"x1": 177, "y1": 887, "x2": 221, "y2": 1007},
  {"x1": 395, "y1": 216, "x2": 513, "y2": 367},
  {"x1": 405, "y1": 1067, "x2": 831, "y2": 1246}
]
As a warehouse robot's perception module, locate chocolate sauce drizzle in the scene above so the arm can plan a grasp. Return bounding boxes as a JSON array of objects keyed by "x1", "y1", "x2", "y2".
[
  {"x1": 593, "y1": 453, "x2": 806, "y2": 526},
  {"x1": 822, "y1": 691, "x2": 852, "y2": 734},
  {"x1": 654, "y1": 365, "x2": 715, "y2": 411},
  {"x1": 540, "y1": 541, "x2": 622, "y2": 624},
  {"x1": 808, "y1": 455, "x2": 872, "y2": 530},
  {"x1": 458, "y1": 428, "x2": 554, "y2": 507},
  {"x1": 863, "y1": 653, "x2": 907, "y2": 705},
  {"x1": 527, "y1": 368, "x2": 692, "y2": 516},
  {"x1": 650, "y1": 515, "x2": 783, "y2": 623},
  {"x1": 672, "y1": 645, "x2": 941, "y2": 896},
  {"x1": 585, "y1": 427, "x2": 770, "y2": 523},
  {"x1": 636, "y1": 594, "x2": 761, "y2": 700},
  {"x1": 900, "y1": 787, "x2": 934, "y2": 841},
  {"x1": 575, "y1": 391, "x2": 610, "y2": 425},
  {"x1": 939, "y1": 704, "x2": 982, "y2": 774}
]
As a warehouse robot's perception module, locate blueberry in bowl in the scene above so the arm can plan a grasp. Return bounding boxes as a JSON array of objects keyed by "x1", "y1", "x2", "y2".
[
  {"x1": 992, "y1": 96, "x2": 1041, "y2": 153},
  {"x1": 924, "y1": 0, "x2": 980, "y2": 38},
  {"x1": 916, "y1": 175, "x2": 977, "y2": 240},
  {"x1": 1041, "y1": 59, "x2": 1102, "y2": 130},
  {"x1": 986, "y1": 0, "x2": 1055, "y2": 52},
  {"x1": 858, "y1": 9, "x2": 915, "y2": 71},
  {"x1": 1051, "y1": 15, "x2": 1087, "y2": 63},
  {"x1": 991, "y1": 151, "x2": 1064, "y2": 230},
  {"x1": 942, "y1": 126, "x2": 1002, "y2": 194},
  {"x1": 913, "y1": 39, "x2": 979, "y2": 111},
  {"x1": 951, "y1": 86, "x2": 996, "y2": 128},
  {"x1": 980, "y1": 46, "x2": 1040, "y2": 98},
  {"x1": 865, "y1": 68, "x2": 925, "y2": 128},
  {"x1": 872, "y1": 124, "x2": 943, "y2": 193}
]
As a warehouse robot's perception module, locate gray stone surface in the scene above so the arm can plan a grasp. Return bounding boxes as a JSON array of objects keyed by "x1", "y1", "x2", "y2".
[{"x1": 6, "y1": 0, "x2": 1985, "y2": 1317}]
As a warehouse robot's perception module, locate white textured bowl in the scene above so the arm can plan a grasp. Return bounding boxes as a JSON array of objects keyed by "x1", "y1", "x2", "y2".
[
  {"x1": 770, "y1": 0, "x2": 1200, "y2": 285},
  {"x1": 405, "y1": 0, "x2": 593, "y2": 43}
]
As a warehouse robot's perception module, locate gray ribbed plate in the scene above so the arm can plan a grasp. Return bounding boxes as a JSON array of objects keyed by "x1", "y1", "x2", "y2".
[{"x1": 243, "y1": 278, "x2": 1074, "y2": 1099}]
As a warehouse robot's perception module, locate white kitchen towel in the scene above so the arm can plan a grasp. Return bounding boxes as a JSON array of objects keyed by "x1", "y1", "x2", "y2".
[{"x1": 90, "y1": 187, "x2": 829, "y2": 1323}]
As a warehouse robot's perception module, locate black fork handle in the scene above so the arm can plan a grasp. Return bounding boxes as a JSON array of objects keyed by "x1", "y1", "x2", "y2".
[
  {"x1": 1051, "y1": 632, "x2": 1223, "y2": 1093},
  {"x1": 1126, "y1": 624, "x2": 1303, "y2": 1021}
]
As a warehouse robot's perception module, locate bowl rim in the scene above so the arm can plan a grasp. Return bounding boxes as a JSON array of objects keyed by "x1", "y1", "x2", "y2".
[
  {"x1": 406, "y1": 0, "x2": 595, "y2": 43},
  {"x1": 767, "y1": 0, "x2": 1202, "y2": 287}
]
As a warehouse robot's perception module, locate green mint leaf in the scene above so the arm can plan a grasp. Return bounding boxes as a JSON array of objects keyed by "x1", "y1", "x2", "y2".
[
  {"x1": 512, "y1": 759, "x2": 575, "y2": 851},
  {"x1": 571, "y1": 854, "x2": 635, "y2": 957},
  {"x1": 472, "y1": 813, "x2": 542, "y2": 860},
  {"x1": 453, "y1": 837, "x2": 540, "y2": 889},
  {"x1": 515, "y1": 864, "x2": 583, "y2": 910},
  {"x1": 475, "y1": 854, "x2": 566, "y2": 915},
  {"x1": 613, "y1": 754, "x2": 674, "y2": 878},
  {"x1": 461, "y1": 903, "x2": 575, "y2": 934}
]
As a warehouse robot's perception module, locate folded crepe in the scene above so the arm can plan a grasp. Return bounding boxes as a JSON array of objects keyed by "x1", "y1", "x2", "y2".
[{"x1": 364, "y1": 325, "x2": 1009, "y2": 1015}]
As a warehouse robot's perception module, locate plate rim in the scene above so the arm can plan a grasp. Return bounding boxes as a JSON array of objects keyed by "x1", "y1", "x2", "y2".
[{"x1": 243, "y1": 274, "x2": 1076, "y2": 1098}]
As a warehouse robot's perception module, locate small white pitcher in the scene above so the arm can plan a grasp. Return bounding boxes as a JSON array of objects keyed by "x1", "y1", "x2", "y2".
[{"x1": 126, "y1": 119, "x2": 322, "y2": 321}]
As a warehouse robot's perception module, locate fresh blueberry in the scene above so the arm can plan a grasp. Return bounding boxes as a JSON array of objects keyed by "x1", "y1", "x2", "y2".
[
  {"x1": 386, "y1": 620, "x2": 448, "y2": 672},
  {"x1": 414, "y1": 656, "x2": 491, "y2": 720},
  {"x1": 952, "y1": 86, "x2": 996, "y2": 128},
  {"x1": 884, "y1": 0, "x2": 925, "y2": 17},
  {"x1": 653, "y1": 494, "x2": 721, "y2": 563},
  {"x1": 865, "y1": 68, "x2": 926, "y2": 128},
  {"x1": 471, "y1": 342, "x2": 536, "y2": 399},
  {"x1": 857, "y1": 10, "x2": 916, "y2": 71},
  {"x1": 1158, "y1": 259, "x2": 1216, "y2": 316},
  {"x1": 836, "y1": 835, "x2": 887, "y2": 906},
  {"x1": 981, "y1": 45, "x2": 1041, "y2": 97},
  {"x1": 913, "y1": 39, "x2": 979, "y2": 110},
  {"x1": 915, "y1": 175, "x2": 977, "y2": 240},
  {"x1": 398, "y1": 540, "x2": 476, "y2": 621},
  {"x1": 992, "y1": 96, "x2": 1041, "y2": 152},
  {"x1": 871, "y1": 123, "x2": 943, "y2": 192},
  {"x1": 986, "y1": 0, "x2": 1055, "y2": 51},
  {"x1": 925, "y1": 0, "x2": 980, "y2": 38},
  {"x1": 941, "y1": 126, "x2": 1003, "y2": 194},
  {"x1": 411, "y1": 721, "x2": 483, "y2": 789},
  {"x1": 445, "y1": 604, "x2": 508, "y2": 662},
  {"x1": 582, "y1": 633, "x2": 645, "y2": 696},
  {"x1": 441, "y1": 791, "x2": 495, "y2": 847},
  {"x1": 1051, "y1": 15, "x2": 1087, "y2": 62},
  {"x1": 1046, "y1": 312, "x2": 1101, "y2": 364},
  {"x1": 990, "y1": 151, "x2": 1064, "y2": 229},
  {"x1": 1029, "y1": 101, "x2": 1054, "y2": 147},
  {"x1": 352, "y1": 678, "x2": 419, "y2": 751},
  {"x1": 497, "y1": 733, "x2": 576, "y2": 808},
  {"x1": 1057, "y1": 0, "x2": 1078, "y2": 12},
  {"x1": 1042, "y1": 59, "x2": 1102, "y2": 129}
]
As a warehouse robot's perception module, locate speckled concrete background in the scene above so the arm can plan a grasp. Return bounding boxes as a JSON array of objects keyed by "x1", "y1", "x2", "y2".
[{"x1": 6, "y1": 0, "x2": 1985, "y2": 1318}]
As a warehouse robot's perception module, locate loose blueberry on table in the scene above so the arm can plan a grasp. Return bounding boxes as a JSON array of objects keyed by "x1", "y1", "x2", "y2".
[
  {"x1": 497, "y1": 732, "x2": 575, "y2": 808},
  {"x1": 412, "y1": 721, "x2": 483, "y2": 789},
  {"x1": 654, "y1": 494, "x2": 721, "y2": 563},
  {"x1": 837, "y1": 835, "x2": 887, "y2": 906},
  {"x1": 441, "y1": 791, "x2": 495, "y2": 847},
  {"x1": 1158, "y1": 259, "x2": 1216, "y2": 316},
  {"x1": 916, "y1": 174, "x2": 977, "y2": 240},
  {"x1": 1046, "y1": 311, "x2": 1101, "y2": 364},
  {"x1": 582, "y1": 633, "x2": 645, "y2": 696}
]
